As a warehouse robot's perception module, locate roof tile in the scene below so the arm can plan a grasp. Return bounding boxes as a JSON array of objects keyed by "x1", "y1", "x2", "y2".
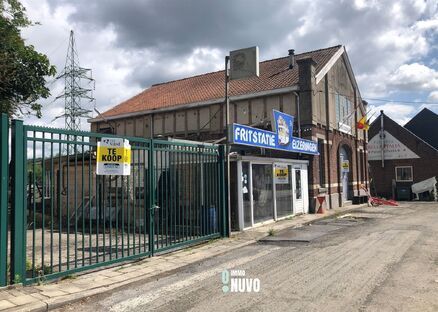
[{"x1": 101, "y1": 45, "x2": 342, "y2": 118}]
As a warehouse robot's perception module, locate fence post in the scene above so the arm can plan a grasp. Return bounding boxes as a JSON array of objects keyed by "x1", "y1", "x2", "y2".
[
  {"x1": 148, "y1": 140, "x2": 155, "y2": 256},
  {"x1": 218, "y1": 145, "x2": 228, "y2": 237},
  {"x1": 0, "y1": 114, "x2": 9, "y2": 286},
  {"x1": 10, "y1": 119, "x2": 25, "y2": 284}
]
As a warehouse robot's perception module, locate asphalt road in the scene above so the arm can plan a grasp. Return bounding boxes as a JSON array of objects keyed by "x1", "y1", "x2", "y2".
[{"x1": 57, "y1": 202, "x2": 438, "y2": 312}]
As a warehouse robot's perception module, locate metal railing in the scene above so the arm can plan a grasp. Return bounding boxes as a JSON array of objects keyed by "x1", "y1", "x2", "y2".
[{"x1": 1, "y1": 114, "x2": 226, "y2": 285}]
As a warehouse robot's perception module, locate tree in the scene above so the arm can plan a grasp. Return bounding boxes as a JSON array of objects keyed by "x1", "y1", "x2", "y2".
[{"x1": 0, "y1": 0, "x2": 56, "y2": 118}]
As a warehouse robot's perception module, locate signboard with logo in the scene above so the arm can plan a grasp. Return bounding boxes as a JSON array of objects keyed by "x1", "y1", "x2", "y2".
[
  {"x1": 230, "y1": 46, "x2": 259, "y2": 80},
  {"x1": 96, "y1": 137, "x2": 131, "y2": 175},
  {"x1": 368, "y1": 131, "x2": 420, "y2": 160},
  {"x1": 231, "y1": 110, "x2": 318, "y2": 155},
  {"x1": 274, "y1": 163, "x2": 289, "y2": 184},
  {"x1": 341, "y1": 160, "x2": 350, "y2": 173}
]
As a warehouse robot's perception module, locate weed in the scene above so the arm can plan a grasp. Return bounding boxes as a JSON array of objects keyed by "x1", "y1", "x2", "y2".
[
  {"x1": 268, "y1": 228, "x2": 276, "y2": 236},
  {"x1": 13, "y1": 274, "x2": 21, "y2": 284},
  {"x1": 26, "y1": 260, "x2": 32, "y2": 271},
  {"x1": 61, "y1": 274, "x2": 77, "y2": 280}
]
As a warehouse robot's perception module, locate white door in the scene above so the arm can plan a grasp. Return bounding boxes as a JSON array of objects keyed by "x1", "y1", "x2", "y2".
[
  {"x1": 293, "y1": 166, "x2": 304, "y2": 214},
  {"x1": 301, "y1": 167, "x2": 309, "y2": 214}
]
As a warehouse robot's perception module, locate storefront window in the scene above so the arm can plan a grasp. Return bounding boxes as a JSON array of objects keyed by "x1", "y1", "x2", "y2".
[
  {"x1": 275, "y1": 164, "x2": 293, "y2": 217},
  {"x1": 242, "y1": 162, "x2": 252, "y2": 227},
  {"x1": 252, "y1": 164, "x2": 274, "y2": 224}
]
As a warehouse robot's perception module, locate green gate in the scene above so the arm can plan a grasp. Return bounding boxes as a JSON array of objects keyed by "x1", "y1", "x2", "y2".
[{"x1": 2, "y1": 115, "x2": 226, "y2": 285}]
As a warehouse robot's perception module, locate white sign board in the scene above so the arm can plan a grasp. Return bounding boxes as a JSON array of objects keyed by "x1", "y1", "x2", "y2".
[
  {"x1": 368, "y1": 131, "x2": 420, "y2": 161},
  {"x1": 230, "y1": 46, "x2": 259, "y2": 80},
  {"x1": 96, "y1": 137, "x2": 131, "y2": 175},
  {"x1": 338, "y1": 122, "x2": 352, "y2": 135},
  {"x1": 274, "y1": 163, "x2": 289, "y2": 184}
]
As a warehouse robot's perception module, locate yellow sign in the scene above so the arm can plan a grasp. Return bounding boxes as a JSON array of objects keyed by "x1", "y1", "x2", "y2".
[
  {"x1": 274, "y1": 163, "x2": 289, "y2": 184},
  {"x1": 96, "y1": 138, "x2": 131, "y2": 175},
  {"x1": 341, "y1": 160, "x2": 349, "y2": 173},
  {"x1": 97, "y1": 147, "x2": 131, "y2": 163}
]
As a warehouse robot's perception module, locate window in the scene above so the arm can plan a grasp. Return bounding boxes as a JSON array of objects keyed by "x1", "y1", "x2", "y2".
[
  {"x1": 335, "y1": 93, "x2": 353, "y2": 134},
  {"x1": 318, "y1": 139, "x2": 325, "y2": 187},
  {"x1": 395, "y1": 166, "x2": 413, "y2": 182}
]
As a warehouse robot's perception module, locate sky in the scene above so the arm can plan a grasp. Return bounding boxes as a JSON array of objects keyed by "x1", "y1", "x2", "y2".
[{"x1": 19, "y1": 0, "x2": 438, "y2": 129}]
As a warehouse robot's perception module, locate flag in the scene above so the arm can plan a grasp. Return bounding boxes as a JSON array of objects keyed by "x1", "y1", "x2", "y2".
[
  {"x1": 357, "y1": 116, "x2": 366, "y2": 129},
  {"x1": 363, "y1": 118, "x2": 370, "y2": 131}
]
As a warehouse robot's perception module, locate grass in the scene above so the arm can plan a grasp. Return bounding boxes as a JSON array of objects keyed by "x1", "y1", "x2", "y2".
[{"x1": 268, "y1": 228, "x2": 276, "y2": 236}]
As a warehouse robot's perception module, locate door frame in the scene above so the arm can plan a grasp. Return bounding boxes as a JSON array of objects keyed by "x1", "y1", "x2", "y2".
[
  {"x1": 292, "y1": 164, "x2": 305, "y2": 214},
  {"x1": 338, "y1": 144, "x2": 352, "y2": 204},
  {"x1": 236, "y1": 156, "x2": 309, "y2": 230}
]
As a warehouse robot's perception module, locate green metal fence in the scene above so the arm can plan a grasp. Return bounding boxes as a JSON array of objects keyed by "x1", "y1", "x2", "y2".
[
  {"x1": 1, "y1": 115, "x2": 226, "y2": 285},
  {"x1": 0, "y1": 114, "x2": 8, "y2": 286}
]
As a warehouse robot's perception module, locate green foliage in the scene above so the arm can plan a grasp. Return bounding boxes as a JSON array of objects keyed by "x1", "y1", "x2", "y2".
[
  {"x1": 0, "y1": 0, "x2": 56, "y2": 118},
  {"x1": 268, "y1": 228, "x2": 275, "y2": 236},
  {"x1": 13, "y1": 273, "x2": 21, "y2": 284},
  {"x1": 25, "y1": 259, "x2": 32, "y2": 271}
]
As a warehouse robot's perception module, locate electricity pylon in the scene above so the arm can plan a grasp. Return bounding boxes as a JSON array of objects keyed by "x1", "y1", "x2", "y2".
[{"x1": 55, "y1": 30, "x2": 95, "y2": 132}]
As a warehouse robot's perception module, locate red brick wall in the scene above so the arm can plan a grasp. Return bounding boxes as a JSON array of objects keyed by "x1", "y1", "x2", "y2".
[
  {"x1": 306, "y1": 125, "x2": 367, "y2": 211},
  {"x1": 368, "y1": 114, "x2": 438, "y2": 199}
]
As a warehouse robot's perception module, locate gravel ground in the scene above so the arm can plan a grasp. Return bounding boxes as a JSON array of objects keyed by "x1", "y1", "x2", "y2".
[{"x1": 57, "y1": 202, "x2": 438, "y2": 312}]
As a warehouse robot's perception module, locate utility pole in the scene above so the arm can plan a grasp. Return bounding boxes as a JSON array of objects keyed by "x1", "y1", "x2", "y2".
[
  {"x1": 224, "y1": 55, "x2": 231, "y2": 237},
  {"x1": 55, "y1": 30, "x2": 95, "y2": 136}
]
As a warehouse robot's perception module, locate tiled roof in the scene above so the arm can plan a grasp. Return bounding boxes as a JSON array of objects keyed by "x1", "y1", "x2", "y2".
[
  {"x1": 100, "y1": 45, "x2": 342, "y2": 118},
  {"x1": 404, "y1": 108, "x2": 438, "y2": 149}
]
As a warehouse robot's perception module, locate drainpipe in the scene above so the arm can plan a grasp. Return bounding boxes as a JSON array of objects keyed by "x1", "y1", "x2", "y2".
[
  {"x1": 293, "y1": 91, "x2": 301, "y2": 138},
  {"x1": 151, "y1": 113, "x2": 155, "y2": 138},
  {"x1": 380, "y1": 110, "x2": 384, "y2": 168},
  {"x1": 324, "y1": 75, "x2": 332, "y2": 209}
]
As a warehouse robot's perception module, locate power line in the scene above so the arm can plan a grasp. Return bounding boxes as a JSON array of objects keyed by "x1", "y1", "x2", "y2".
[{"x1": 363, "y1": 98, "x2": 438, "y2": 105}]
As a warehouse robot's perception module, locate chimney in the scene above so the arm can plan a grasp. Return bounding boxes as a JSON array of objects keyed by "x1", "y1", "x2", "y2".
[{"x1": 288, "y1": 49, "x2": 295, "y2": 69}]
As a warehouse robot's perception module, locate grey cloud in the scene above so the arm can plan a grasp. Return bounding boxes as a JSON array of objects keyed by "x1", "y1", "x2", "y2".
[
  {"x1": 49, "y1": 0, "x2": 303, "y2": 55},
  {"x1": 43, "y1": 0, "x2": 437, "y2": 101}
]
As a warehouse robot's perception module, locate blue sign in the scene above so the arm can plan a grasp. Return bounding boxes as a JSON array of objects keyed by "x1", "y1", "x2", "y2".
[{"x1": 231, "y1": 110, "x2": 318, "y2": 155}]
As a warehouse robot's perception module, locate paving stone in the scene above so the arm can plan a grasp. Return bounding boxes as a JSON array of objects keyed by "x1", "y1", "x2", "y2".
[
  {"x1": 7, "y1": 294, "x2": 36, "y2": 306},
  {"x1": 137, "y1": 267, "x2": 157, "y2": 275},
  {"x1": 0, "y1": 300, "x2": 16, "y2": 310},
  {"x1": 39, "y1": 289, "x2": 68, "y2": 298},
  {"x1": 58, "y1": 285, "x2": 82, "y2": 294},
  {"x1": 99, "y1": 270, "x2": 123, "y2": 278},
  {"x1": 75, "y1": 278, "x2": 110, "y2": 290},
  {"x1": 0, "y1": 293, "x2": 11, "y2": 301},
  {"x1": 16, "y1": 287, "x2": 39, "y2": 295},
  {"x1": 30, "y1": 293, "x2": 49, "y2": 300},
  {"x1": 106, "y1": 275, "x2": 130, "y2": 284},
  {"x1": 6, "y1": 289, "x2": 27, "y2": 298},
  {"x1": 88, "y1": 275, "x2": 108, "y2": 282}
]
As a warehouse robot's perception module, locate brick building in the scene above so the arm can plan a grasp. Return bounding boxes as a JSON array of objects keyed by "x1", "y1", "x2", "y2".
[
  {"x1": 90, "y1": 45, "x2": 368, "y2": 230},
  {"x1": 368, "y1": 109, "x2": 438, "y2": 200}
]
